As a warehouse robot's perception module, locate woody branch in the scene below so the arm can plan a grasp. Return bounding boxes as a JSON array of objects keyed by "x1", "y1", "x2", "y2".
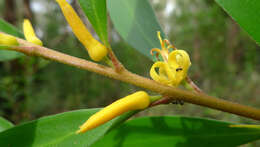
[{"x1": 5, "y1": 36, "x2": 260, "y2": 121}]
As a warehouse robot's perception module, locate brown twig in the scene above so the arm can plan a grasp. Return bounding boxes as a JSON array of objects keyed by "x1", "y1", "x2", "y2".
[
  {"x1": 186, "y1": 76, "x2": 204, "y2": 94},
  {"x1": 107, "y1": 48, "x2": 125, "y2": 72},
  {"x1": 4, "y1": 37, "x2": 260, "y2": 120},
  {"x1": 150, "y1": 97, "x2": 172, "y2": 107}
]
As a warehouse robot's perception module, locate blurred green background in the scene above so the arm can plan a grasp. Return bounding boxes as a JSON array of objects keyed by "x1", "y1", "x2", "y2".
[{"x1": 0, "y1": 0, "x2": 259, "y2": 134}]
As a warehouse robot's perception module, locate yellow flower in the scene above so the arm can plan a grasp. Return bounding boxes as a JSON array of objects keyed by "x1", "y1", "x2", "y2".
[
  {"x1": 77, "y1": 91, "x2": 150, "y2": 134},
  {"x1": 23, "y1": 19, "x2": 43, "y2": 46},
  {"x1": 150, "y1": 32, "x2": 191, "y2": 86},
  {"x1": 0, "y1": 33, "x2": 18, "y2": 46},
  {"x1": 56, "y1": 0, "x2": 107, "y2": 61}
]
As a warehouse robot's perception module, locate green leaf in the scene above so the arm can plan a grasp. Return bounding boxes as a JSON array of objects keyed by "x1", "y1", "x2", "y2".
[
  {"x1": 0, "y1": 50, "x2": 23, "y2": 61},
  {"x1": 93, "y1": 116, "x2": 260, "y2": 147},
  {"x1": 216, "y1": 0, "x2": 260, "y2": 45},
  {"x1": 78, "y1": 0, "x2": 108, "y2": 46},
  {"x1": 0, "y1": 109, "x2": 133, "y2": 147},
  {"x1": 0, "y1": 19, "x2": 23, "y2": 37},
  {"x1": 0, "y1": 19, "x2": 24, "y2": 61},
  {"x1": 0, "y1": 45, "x2": 11, "y2": 50},
  {"x1": 0, "y1": 117, "x2": 14, "y2": 132},
  {"x1": 108, "y1": 0, "x2": 165, "y2": 61}
]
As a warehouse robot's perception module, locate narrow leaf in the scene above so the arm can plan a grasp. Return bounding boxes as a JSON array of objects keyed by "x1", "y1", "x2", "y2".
[
  {"x1": 78, "y1": 0, "x2": 108, "y2": 45},
  {"x1": 0, "y1": 109, "x2": 133, "y2": 147},
  {"x1": 0, "y1": 19, "x2": 23, "y2": 38},
  {"x1": 216, "y1": 0, "x2": 260, "y2": 45},
  {"x1": 93, "y1": 116, "x2": 260, "y2": 147},
  {"x1": 0, "y1": 117, "x2": 14, "y2": 132},
  {"x1": 108, "y1": 0, "x2": 166, "y2": 61}
]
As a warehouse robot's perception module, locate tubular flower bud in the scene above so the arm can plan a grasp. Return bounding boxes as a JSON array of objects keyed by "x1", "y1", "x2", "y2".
[
  {"x1": 56, "y1": 0, "x2": 107, "y2": 61},
  {"x1": 77, "y1": 91, "x2": 150, "y2": 134},
  {"x1": 23, "y1": 19, "x2": 43, "y2": 46},
  {"x1": 150, "y1": 31, "x2": 191, "y2": 86},
  {"x1": 0, "y1": 33, "x2": 18, "y2": 46}
]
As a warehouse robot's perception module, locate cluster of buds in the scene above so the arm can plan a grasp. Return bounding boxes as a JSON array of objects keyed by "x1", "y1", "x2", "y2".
[
  {"x1": 0, "y1": 19, "x2": 42, "y2": 47},
  {"x1": 23, "y1": 19, "x2": 43, "y2": 46},
  {"x1": 1, "y1": 0, "x2": 108, "y2": 62}
]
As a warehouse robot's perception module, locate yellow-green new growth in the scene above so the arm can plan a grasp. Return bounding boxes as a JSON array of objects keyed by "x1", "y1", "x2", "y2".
[
  {"x1": 77, "y1": 91, "x2": 150, "y2": 134},
  {"x1": 0, "y1": 33, "x2": 18, "y2": 46},
  {"x1": 23, "y1": 19, "x2": 43, "y2": 46},
  {"x1": 229, "y1": 124, "x2": 260, "y2": 129},
  {"x1": 56, "y1": 0, "x2": 107, "y2": 61}
]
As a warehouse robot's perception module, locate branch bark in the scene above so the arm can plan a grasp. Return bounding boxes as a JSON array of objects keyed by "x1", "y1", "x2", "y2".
[{"x1": 5, "y1": 37, "x2": 260, "y2": 120}]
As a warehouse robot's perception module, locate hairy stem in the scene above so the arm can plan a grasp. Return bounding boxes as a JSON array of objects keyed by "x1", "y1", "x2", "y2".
[{"x1": 6, "y1": 37, "x2": 260, "y2": 120}]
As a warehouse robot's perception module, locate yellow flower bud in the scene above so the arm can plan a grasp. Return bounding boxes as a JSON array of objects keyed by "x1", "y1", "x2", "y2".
[
  {"x1": 0, "y1": 33, "x2": 18, "y2": 46},
  {"x1": 23, "y1": 19, "x2": 43, "y2": 46},
  {"x1": 77, "y1": 91, "x2": 150, "y2": 134},
  {"x1": 56, "y1": 0, "x2": 107, "y2": 61}
]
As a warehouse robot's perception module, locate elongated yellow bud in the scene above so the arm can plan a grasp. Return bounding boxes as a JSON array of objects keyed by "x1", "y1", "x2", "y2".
[
  {"x1": 0, "y1": 33, "x2": 18, "y2": 46},
  {"x1": 77, "y1": 91, "x2": 150, "y2": 134},
  {"x1": 56, "y1": 0, "x2": 107, "y2": 61},
  {"x1": 23, "y1": 19, "x2": 43, "y2": 46}
]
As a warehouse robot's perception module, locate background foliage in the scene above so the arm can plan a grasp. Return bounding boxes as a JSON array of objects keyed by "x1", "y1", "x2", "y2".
[{"x1": 0, "y1": 0, "x2": 259, "y2": 146}]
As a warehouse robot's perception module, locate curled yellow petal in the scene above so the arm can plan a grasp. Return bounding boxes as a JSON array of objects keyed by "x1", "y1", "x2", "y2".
[
  {"x1": 77, "y1": 91, "x2": 150, "y2": 134},
  {"x1": 56, "y1": 0, "x2": 107, "y2": 61},
  {"x1": 168, "y1": 50, "x2": 191, "y2": 71},
  {"x1": 23, "y1": 19, "x2": 43, "y2": 46},
  {"x1": 150, "y1": 61, "x2": 176, "y2": 85},
  {"x1": 0, "y1": 33, "x2": 18, "y2": 46},
  {"x1": 168, "y1": 49, "x2": 191, "y2": 85}
]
